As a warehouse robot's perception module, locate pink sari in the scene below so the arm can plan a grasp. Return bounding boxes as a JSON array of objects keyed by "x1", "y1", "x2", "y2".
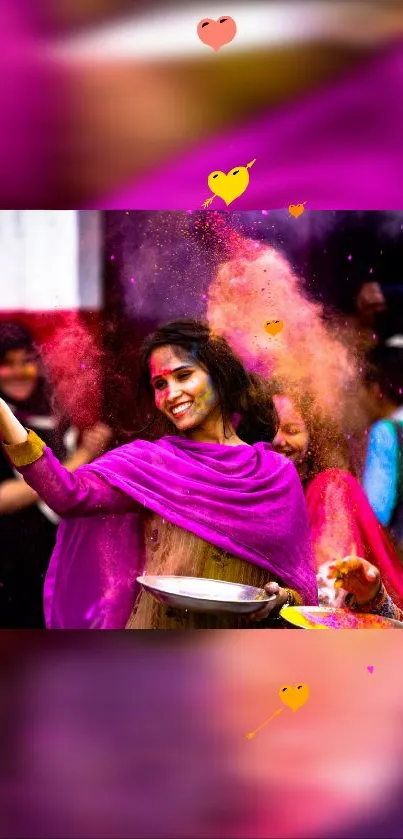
[{"x1": 305, "y1": 468, "x2": 403, "y2": 610}]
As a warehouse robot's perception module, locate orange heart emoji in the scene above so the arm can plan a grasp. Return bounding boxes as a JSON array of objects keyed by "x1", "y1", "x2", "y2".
[
  {"x1": 289, "y1": 202, "x2": 306, "y2": 218},
  {"x1": 279, "y1": 684, "x2": 310, "y2": 712},
  {"x1": 264, "y1": 320, "x2": 283, "y2": 336}
]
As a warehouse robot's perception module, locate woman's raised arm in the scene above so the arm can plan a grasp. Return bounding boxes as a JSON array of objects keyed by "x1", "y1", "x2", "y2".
[{"x1": 0, "y1": 398, "x2": 136, "y2": 518}]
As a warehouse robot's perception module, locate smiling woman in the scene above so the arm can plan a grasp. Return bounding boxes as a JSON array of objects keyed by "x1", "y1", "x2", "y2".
[
  {"x1": 269, "y1": 383, "x2": 403, "y2": 617},
  {"x1": 149, "y1": 348, "x2": 219, "y2": 434},
  {"x1": 0, "y1": 318, "x2": 318, "y2": 629}
]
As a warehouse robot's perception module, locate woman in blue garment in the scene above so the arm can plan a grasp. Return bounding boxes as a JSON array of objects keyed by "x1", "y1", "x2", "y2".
[{"x1": 362, "y1": 333, "x2": 403, "y2": 558}]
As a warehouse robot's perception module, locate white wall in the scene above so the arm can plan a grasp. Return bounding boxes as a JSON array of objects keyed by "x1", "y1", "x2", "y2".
[{"x1": 0, "y1": 210, "x2": 101, "y2": 311}]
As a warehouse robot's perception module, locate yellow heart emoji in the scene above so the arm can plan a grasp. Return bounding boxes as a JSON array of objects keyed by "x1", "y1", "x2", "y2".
[
  {"x1": 279, "y1": 684, "x2": 310, "y2": 712},
  {"x1": 207, "y1": 161, "x2": 255, "y2": 206},
  {"x1": 289, "y1": 203, "x2": 306, "y2": 218},
  {"x1": 264, "y1": 320, "x2": 283, "y2": 336}
]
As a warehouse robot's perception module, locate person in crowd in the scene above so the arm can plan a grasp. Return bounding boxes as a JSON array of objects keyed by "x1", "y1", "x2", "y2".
[
  {"x1": 362, "y1": 329, "x2": 403, "y2": 560},
  {"x1": 330, "y1": 279, "x2": 388, "y2": 477},
  {"x1": 352, "y1": 280, "x2": 386, "y2": 329},
  {"x1": 0, "y1": 321, "x2": 113, "y2": 628},
  {"x1": 0, "y1": 319, "x2": 318, "y2": 630},
  {"x1": 337, "y1": 279, "x2": 387, "y2": 357},
  {"x1": 269, "y1": 383, "x2": 403, "y2": 615}
]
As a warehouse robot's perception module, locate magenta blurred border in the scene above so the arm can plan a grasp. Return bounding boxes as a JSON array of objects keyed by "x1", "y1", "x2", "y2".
[
  {"x1": 97, "y1": 44, "x2": 403, "y2": 211},
  {"x1": 0, "y1": 0, "x2": 56, "y2": 206},
  {"x1": 1, "y1": 630, "x2": 403, "y2": 838}
]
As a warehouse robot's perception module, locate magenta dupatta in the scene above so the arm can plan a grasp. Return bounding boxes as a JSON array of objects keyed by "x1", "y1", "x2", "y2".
[
  {"x1": 305, "y1": 468, "x2": 403, "y2": 610},
  {"x1": 39, "y1": 437, "x2": 317, "y2": 628}
]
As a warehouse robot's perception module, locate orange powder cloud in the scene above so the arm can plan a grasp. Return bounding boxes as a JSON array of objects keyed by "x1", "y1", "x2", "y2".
[{"x1": 207, "y1": 242, "x2": 359, "y2": 430}]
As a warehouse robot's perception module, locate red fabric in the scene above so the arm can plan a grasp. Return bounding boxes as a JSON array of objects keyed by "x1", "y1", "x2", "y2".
[{"x1": 305, "y1": 468, "x2": 403, "y2": 609}]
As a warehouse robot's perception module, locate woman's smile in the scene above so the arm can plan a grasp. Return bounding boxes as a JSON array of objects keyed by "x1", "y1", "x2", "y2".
[{"x1": 170, "y1": 400, "x2": 193, "y2": 418}]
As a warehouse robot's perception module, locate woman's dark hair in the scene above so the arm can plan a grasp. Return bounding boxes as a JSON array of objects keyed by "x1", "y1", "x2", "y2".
[
  {"x1": 0, "y1": 321, "x2": 34, "y2": 358},
  {"x1": 135, "y1": 319, "x2": 279, "y2": 445},
  {"x1": 267, "y1": 380, "x2": 354, "y2": 484}
]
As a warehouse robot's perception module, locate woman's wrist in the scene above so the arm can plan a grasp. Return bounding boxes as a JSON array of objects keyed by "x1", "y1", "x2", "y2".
[
  {"x1": 2, "y1": 429, "x2": 46, "y2": 467},
  {"x1": 350, "y1": 579, "x2": 382, "y2": 608},
  {"x1": 282, "y1": 589, "x2": 294, "y2": 608},
  {"x1": 271, "y1": 588, "x2": 295, "y2": 618},
  {"x1": 346, "y1": 582, "x2": 386, "y2": 613},
  {"x1": 345, "y1": 583, "x2": 401, "y2": 621},
  {"x1": 354, "y1": 586, "x2": 382, "y2": 607},
  {"x1": 0, "y1": 398, "x2": 28, "y2": 444}
]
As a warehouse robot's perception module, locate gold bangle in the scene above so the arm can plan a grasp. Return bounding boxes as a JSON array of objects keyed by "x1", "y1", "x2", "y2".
[
  {"x1": 285, "y1": 588, "x2": 303, "y2": 607},
  {"x1": 2, "y1": 428, "x2": 46, "y2": 467}
]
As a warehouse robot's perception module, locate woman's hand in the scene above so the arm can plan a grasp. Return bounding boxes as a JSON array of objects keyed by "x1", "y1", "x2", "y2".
[
  {"x1": 247, "y1": 582, "x2": 289, "y2": 622},
  {"x1": 81, "y1": 423, "x2": 113, "y2": 460},
  {"x1": 0, "y1": 397, "x2": 28, "y2": 444},
  {"x1": 328, "y1": 556, "x2": 381, "y2": 606}
]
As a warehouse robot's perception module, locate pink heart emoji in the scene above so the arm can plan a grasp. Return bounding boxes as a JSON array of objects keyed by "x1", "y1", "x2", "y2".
[
  {"x1": 197, "y1": 16, "x2": 237, "y2": 52},
  {"x1": 367, "y1": 665, "x2": 374, "y2": 674}
]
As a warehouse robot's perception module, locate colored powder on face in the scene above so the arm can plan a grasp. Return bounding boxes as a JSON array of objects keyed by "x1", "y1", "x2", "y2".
[{"x1": 193, "y1": 379, "x2": 217, "y2": 417}]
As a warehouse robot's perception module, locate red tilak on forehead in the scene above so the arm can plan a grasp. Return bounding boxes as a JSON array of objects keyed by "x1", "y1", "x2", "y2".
[
  {"x1": 149, "y1": 344, "x2": 195, "y2": 382},
  {"x1": 149, "y1": 346, "x2": 177, "y2": 375},
  {"x1": 151, "y1": 364, "x2": 193, "y2": 382}
]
